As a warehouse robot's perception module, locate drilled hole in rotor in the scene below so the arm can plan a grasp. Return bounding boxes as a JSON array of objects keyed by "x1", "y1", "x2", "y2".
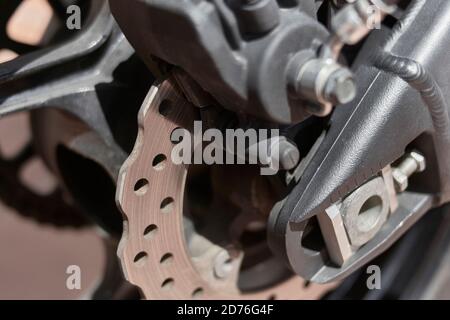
[
  {"x1": 144, "y1": 224, "x2": 158, "y2": 239},
  {"x1": 159, "y1": 99, "x2": 173, "y2": 117},
  {"x1": 161, "y1": 278, "x2": 175, "y2": 290},
  {"x1": 160, "y1": 253, "x2": 174, "y2": 266},
  {"x1": 192, "y1": 288, "x2": 204, "y2": 299},
  {"x1": 133, "y1": 252, "x2": 148, "y2": 267},
  {"x1": 134, "y1": 178, "x2": 149, "y2": 196},
  {"x1": 268, "y1": 294, "x2": 277, "y2": 300},
  {"x1": 153, "y1": 154, "x2": 167, "y2": 171},
  {"x1": 20, "y1": 157, "x2": 57, "y2": 196},
  {"x1": 160, "y1": 197, "x2": 175, "y2": 214},
  {"x1": 7, "y1": 0, "x2": 53, "y2": 46},
  {"x1": 303, "y1": 280, "x2": 311, "y2": 288}
]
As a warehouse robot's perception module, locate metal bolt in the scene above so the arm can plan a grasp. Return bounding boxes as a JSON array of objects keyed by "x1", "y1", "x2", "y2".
[
  {"x1": 278, "y1": 139, "x2": 301, "y2": 170},
  {"x1": 392, "y1": 151, "x2": 426, "y2": 192},
  {"x1": 324, "y1": 68, "x2": 357, "y2": 105},
  {"x1": 247, "y1": 136, "x2": 300, "y2": 171},
  {"x1": 288, "y1": 54, "x2": 357, "y2": 116}
]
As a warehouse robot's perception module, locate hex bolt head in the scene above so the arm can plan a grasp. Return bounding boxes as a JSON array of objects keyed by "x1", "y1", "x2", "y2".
[
  {"x1": 392, "y1": 151, "x2": 426, "y2": 193},
  {"x1": 392, "y1": 169, "x2": 409, "y2": 193},
  {"x1": 287, "y1": 52, "x2": 357, "y2": 116},
  {"x1": 410, "y1": 151, "x2": 426, "y2": 172},
  {"x1": 324, "y1": 68, "x2": 357, "y2": 105}
]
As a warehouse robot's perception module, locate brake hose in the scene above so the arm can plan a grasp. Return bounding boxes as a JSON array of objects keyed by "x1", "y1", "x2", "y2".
[{"x1": 374, "y1": 52, "x2": 450, "y2": 201}]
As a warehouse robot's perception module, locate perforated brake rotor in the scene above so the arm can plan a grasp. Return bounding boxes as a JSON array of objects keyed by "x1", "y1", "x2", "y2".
[{"x1": 116, "y1": 75, "x2": 334, "y2": 299}]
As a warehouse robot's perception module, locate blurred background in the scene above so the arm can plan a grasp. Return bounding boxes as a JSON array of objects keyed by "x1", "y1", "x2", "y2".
[{"x1": 0, "y1": 0, "x2": 103, "y2": 299}]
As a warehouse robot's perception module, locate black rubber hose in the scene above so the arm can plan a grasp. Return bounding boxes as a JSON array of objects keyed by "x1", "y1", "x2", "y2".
[{"x1": 374, "y1": 52, "x2": 450, "y2": 201}]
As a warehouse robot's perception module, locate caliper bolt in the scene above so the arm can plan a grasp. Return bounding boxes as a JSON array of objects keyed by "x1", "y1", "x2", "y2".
[
  {"x1": 247, "y1": 136, "x2": 300, "y2": 171},
  {"x1": 392, "y1": 151, "x2": 426, "y2": 193},
  {"x1": 323, "y1": 67, "x2": 357, "y2": 105},
  {"x1": 287, "y1": 51, "x2": 357, "y2": 117}
]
